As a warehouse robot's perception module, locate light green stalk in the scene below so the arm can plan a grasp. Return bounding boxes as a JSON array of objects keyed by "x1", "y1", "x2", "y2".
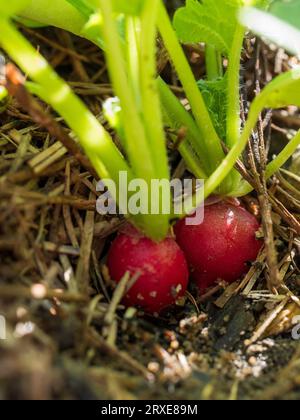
[
  {"x1": 98, "y1": 0, "x2": 155, "y2": 180},
  {"x1": 156, "y1": 0, "x2": 226, "y2": 174},
  {"x1": 226, "y1": 24, "x2": 244, "y2": 149},
  {"x1": 138, "y1": 0, "x2": 170, "y2": 181},
  {"x1": 14, "y1": 0, "x2": 300, "y2": 223},
  {"x1": 181, "y1": 92, "x2": 265, "y2": 215},
  {"x1": 125, "y1": 16, "x2": 141, "y2": 106},
  {"x1": 157, "y1": 77, "x2": 209, "y2": 178},
  {"x1": 98, "y1": 0, "x2": 170, "y2": 239},
  {"x1": 0, "y1": 18, "x2": 131, "y2": 187},
  {"x1": 0, "y1": 16, "x2": 160, "y2": 237},
  {"x1": 205, "y1": 45, "x2": 223, "y2": 80},
  {"x1": 18, "y1": 0, "x2": 229, "y2": 188},
  {"x1": 225, "y1": 24, "x2": 246, "y2": 191},
  {"x1": 19, "y1": 0, "x2": 86, "y2": 35}
]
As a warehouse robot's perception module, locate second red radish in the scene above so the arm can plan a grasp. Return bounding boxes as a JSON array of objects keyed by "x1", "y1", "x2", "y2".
[{"x1": 175, "y1": 202, "x2": 263, "y2": 291}]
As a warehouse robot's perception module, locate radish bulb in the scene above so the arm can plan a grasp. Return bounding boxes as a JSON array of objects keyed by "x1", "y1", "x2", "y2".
[
  {"x1": 175, "y1": 202, "x2": 263, "y2": 291},
  {"x1": 107, "y1": 227, "x2": 189, "y2": 314}
]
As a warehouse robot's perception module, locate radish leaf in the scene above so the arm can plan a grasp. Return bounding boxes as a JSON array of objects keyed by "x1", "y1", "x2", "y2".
[
  {"x1": 67, "y1": 0, "x2": 146, "y2": 16},
  {"x1": 197, "y1": 77, "x2": 227, "y2": 139},
  {"x1": 173, "y1": 0, "x2": 268, "y2": 56},
  {"x1": 112, "y1": 0, "x2": 146, "y2": 15},
  {"x1": 0, "y1": 0, "x2": 30, "y2": 16},
  {"x1": 240, "y1": 1, "x2": 300, "y2": 56},
  {"x1": 65, "y1": 0, "x2": 93, "y2": 18},
  {"x1": 174, "y1": 0, "x2": 242, "y2": 55},
  {"x1": 270, "y1": 0, "x2": 300, "y2": 30}
]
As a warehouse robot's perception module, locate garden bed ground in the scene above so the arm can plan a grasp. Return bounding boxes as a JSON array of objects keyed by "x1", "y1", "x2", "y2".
[{"x1": 0, "y1": 25, "x2": 300, "y2": 400}]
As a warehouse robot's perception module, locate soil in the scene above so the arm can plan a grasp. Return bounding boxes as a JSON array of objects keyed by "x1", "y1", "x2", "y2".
[{"x1": 0, "y1": 23, "x2": 300, "y2": 401}]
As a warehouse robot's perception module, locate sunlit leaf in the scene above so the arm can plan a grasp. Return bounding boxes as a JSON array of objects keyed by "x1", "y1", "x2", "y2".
[
  {"x1": 240, "y1": 2, "x2": 300, "y2": 56},
  {"x1": 0, "y1": 0, "x2": 30, "y2": 16},
  {"x1": 173, "y1": 0, "x2": 268, "y2": 56},
  {"x1": 112, "y1": 0, "x2": 146, "y2": 15},
  {"x1": 270, "y1": 0, "x2": 300, "y2": 30},
  {"x1": 67, "y1": 0, "x2": 146, "y2": 17},
  {"x1": 197, "y1": 77, "x2": 227, "y2": 138},
  {"x1": 173, "y1": 0, "x2": 242, "y2": 55}
]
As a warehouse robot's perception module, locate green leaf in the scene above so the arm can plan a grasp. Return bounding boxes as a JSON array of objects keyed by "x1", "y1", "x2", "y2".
[
  {"x1": 270, "y1": 0, "x2": 300, "y2": 29},
  {"x1": 65, "y1": 1, "x2": 125, "y2": 48},
  {"x1": 112, "y1": 0, "x2": 146, "y2": 15},
  {"x1": 19, "y1": 0, "x2": 87, "y2": 36},
  {"x1": 67, "y1": 0, "x2": 142, "y2": 46},
  {"x1": 67, "y1": 0, "x2": 146, "y2": 16},
  {"x1": 66, "y1": 0, "x2": 93, "y2": 19},
  {"x1": 257, "y1": 0, "x2": 274, "y2": 8},
  {"x1": 239, "y1": 2, "x2": 300, "y2": 56},
  {"x1": 173, "y1": 0, "x2": 273, "y2": 55},
  {"x1": 197, "y1": 77, "x2": 227, "y2": 138},
  {"x1": 174, "y1": 0, "x2": 243, "y2": 55},
  {"x1": 82, "y1": 11, "x2": 102, "y2": 38},
  {"x1": 14, "y1": 16, "x2": 48, "y2": 28},
  {"x1": 0, "y1": 0, "x2": 30, "y2": 16}
]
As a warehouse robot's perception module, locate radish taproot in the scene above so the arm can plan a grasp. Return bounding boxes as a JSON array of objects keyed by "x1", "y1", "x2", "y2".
[
  {"x1": 175, "y1": 202, "x2": 263, "y2": 291},
  {"x1": 107, "y1": 227, "x2": 189, "y2": 314}
]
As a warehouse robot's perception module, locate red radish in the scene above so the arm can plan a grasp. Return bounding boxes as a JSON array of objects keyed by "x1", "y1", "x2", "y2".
[
  {"x1": 174, "y1": 202, "x2": 262, "y2": 291},
  {"x1": 107, "y1": 226, "x2": 189, "y2": 314}
]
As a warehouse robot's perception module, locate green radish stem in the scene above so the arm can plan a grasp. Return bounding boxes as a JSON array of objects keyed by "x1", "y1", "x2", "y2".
[
  {"x1": 205, "y1": 45, "x2": 223, "y2": 80},
  {"x1": 183, "y1": 83, "x2": 300, "y2": 214},
  {"x1": 156, "y1": 0, "x2": 226, "y2": 174},
  {"x1": 18, "y1": 0, "x2": 230, "y2": 190},
  {"x1": 17, "y1": 0, "x2": 172, "y2": 239},
  {"x1": 180, "y1": 92, "x2": 265, "y2": 216},
  {"x1": 98, "y1": 1, "x2": 155, "y2": 180},
  {"x1": 12, "y1": 0, "x2": 300, "y2": 225},
  {"x1": 98, "y1": 0, "x2": 170, "y2": 239},
  {"x1": 125, "y1": 16, "x2": 141, "y2": 106},
  {"x1": 226, "y1": 24, "x2": 244, "y2": 149},
  {"x1": 225, "y1": 24, "x2": 245, "y2": 192},
  {"x1": 19, "y1": 0, "x2": 86, "y2": 35},
  {"x1": 157, "y1": 77, "x2": 209, "y2": 178},
  {"x1": 266, "y1": 131, "x2": 300, "y2": 178},
  {"x1": 0, "y1": 19, "x2": 131, "y2": 186},
  {"x1": 139, "y1": 0, "x2": 170, "y2": 181},
  {"x1": 0, "y1": 16, "x2": 165, "y2": 240}
]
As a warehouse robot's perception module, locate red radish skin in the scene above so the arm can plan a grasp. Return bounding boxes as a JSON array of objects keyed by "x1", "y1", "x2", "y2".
[
  {"x1": 107, "y1": 229, "x2": 189, "y2": 314},
  {"x1": 175, "y1": 202, "x2": 263, "y2": 291}
]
